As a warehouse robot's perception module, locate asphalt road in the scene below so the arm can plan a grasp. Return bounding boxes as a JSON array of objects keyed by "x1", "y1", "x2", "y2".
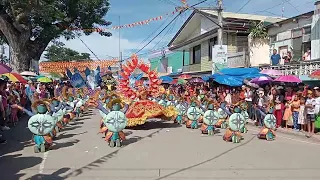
[{"x1": 1, "y1": 109, "x2": 320, "y2": 180}]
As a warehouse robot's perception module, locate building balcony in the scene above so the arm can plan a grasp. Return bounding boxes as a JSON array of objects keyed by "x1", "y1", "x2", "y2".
[{"x1": 260, "y1": 59, "x2": 320, "y2": 76}]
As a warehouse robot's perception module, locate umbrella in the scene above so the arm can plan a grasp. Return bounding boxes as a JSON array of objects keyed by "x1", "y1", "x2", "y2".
[
  {"x1": 250, "y1": 76, "x2": 273, "y2": 84},
  {"x1": 177, "y1": 79, "x2": 187, "y2": 85},
  {"x1": 3, "y1": 73, "x2": 27, "y2": 83},
  {"x1": 274, "y1": 75, "x2": 302, "y2": 83},
  {"x1": 201, "y1": 75, "x2": 210, "y2": 82},
  {"x1": 20, "y1": 71, "x2": 37, "y2": 76},
  {"x1": 0, "y1": 63, "x2": 12, "y2": 74},
  {"x1": 170, "y1": 79, "x2": 178, "y2": 84},
  {"x1": 189, "y1": 77, "x2": 204, "y2": 83},
  {"x1": 36, "y1": 74, "x2": 45, "y2": 79},
  {"x1": 244, "y1": 79, "x2": 259, "y2": 88},
  {"x1": 179, "y1": 74, "x2": 192, "y2": 79},
  {"x1": 260, "y1": 69, "x2": 283, "y2": 76},
  {"x1": 37, "y1": 77, "x2": 52, "y2": 83},
  {"x1": 159, "y1": 76, "x2": 173, "y2": 83},
  {"x1": 309, "y1": 70, "x2": 320, "y2": 79}
]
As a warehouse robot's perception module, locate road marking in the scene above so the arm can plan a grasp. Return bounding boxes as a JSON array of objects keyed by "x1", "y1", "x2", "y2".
[
  {"x1": 247, "y1": 128, "x2": 320, "y2": 146},
  {"x1": 39, "y1": 151, "x2": 49, "y2": 174}
]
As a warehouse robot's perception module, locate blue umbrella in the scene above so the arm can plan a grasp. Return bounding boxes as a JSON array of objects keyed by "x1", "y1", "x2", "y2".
[
  {"x1": 159, "y1": 76, "x2": 173, "y2": 83},
  {"x1": 201, "y1": 75, "x2": 210, "y2": 82}
]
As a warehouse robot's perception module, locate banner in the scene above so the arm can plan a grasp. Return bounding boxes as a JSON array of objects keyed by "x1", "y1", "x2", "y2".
[{"x1": 212, "y1": 45, "x2": 228, "y2": 74}]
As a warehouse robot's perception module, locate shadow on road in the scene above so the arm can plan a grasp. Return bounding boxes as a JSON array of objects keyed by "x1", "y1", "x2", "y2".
[
  {"x1": 26, "y1": 167, "x2": 70, "y2": 180},
  {"x1": 55, "y1": 131, "x2": 87, "y2": 140},
  {"x1": 50, "y1": 139, "x2": 80, "y2": 150},
  {"x1": 0, "y1": 116, "x2": 33, "y2": 156},
  {"x1": 0, "y1": 154, "x2": 42, "y2": 180}
]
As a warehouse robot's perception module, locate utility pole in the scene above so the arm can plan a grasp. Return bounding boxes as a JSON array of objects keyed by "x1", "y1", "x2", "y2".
[{"x1": 217, "y1": 0, "x2": 223, "y2": 45}]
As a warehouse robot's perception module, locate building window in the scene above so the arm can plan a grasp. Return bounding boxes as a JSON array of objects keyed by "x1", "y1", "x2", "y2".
[
  {"x1": 270, "y1": 35, "x2": 276, "y2": 43},
  {"x1": 303, "y1": 26, "x2": 311, "y2": 35},
  {"x1": 209, "y1": 37, "x2": 217, "y2": 61},
  {"x1": 192, "y1": 45, "x2": 201, "y2": 64}
]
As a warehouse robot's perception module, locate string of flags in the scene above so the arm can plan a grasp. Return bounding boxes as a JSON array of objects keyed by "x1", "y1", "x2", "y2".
[{"x1": 67, "y1": 7, "x2": 188, "y2": 32}]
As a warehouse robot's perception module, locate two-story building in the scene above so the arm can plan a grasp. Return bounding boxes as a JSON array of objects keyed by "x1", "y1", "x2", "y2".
[
  {"x1": 262, "y1": 1, "x2": 320, "y2": 76},
  {"x1": 167, "y1": 8, "x2": 283, "y2": 74}
]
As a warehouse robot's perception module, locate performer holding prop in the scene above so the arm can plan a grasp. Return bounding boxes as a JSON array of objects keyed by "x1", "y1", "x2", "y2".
[
  {"x1": 89, "y1": 98, "x2": 128, "y2": 147},
  {"x1": 174, "y1": 97, "x2": 188, "y2": 124},
  {"x1": 223, "y1": 107, "x2": 245, "y2": 143},
  {"x1": 258, "y1": 110, "x2": 276, "y2": 141},
  {"x1": 186, "y1": 98, "x2": 202, "y2": 129},
  {"x1": 240, "y1": 101, "x2": 249, "y2": 133},
  {"x1": 13, "y1": 101, "x2": 55, "y2": 153},
  {"x1": 201, "y1": 100, "x2": 219, "y2": 135}
]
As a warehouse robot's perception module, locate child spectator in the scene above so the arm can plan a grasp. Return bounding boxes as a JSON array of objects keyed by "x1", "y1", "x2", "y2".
[
  {"x1": 306, "y1": 90, "x2": 316, "y2": 137},
  {"x1": 298, "y1": 97, "x2": 306, "y2": 132}
]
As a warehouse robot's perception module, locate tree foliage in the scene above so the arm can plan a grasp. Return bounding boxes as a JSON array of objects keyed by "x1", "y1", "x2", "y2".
[
  {"x1": 249, "y1": 21, "x2": 268, "y2": 39},
  {"x1": 44, "y1": 44, "x2": 91, "y2": 62},
  {"x1": 0, "y1": 0, "x2": 112, "y2": 71}
]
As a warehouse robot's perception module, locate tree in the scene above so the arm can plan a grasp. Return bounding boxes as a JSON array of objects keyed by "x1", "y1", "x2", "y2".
[
  {"x1": 0, "y1": 0, "x2": 112, "y2": 71},
  {"x1": 44, "y1": 44, "x2": 91, "y2": 61}
]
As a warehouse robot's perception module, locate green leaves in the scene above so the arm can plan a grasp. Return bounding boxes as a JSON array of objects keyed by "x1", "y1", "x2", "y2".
[
  {"x1": 44, "y1": 44, "x2": 91, "y2": 62},
  {"x1": 249, "y1": 21, "x2": 268, "y2": 39}
]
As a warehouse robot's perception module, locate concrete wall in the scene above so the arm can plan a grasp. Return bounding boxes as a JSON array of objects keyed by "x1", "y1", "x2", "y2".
[
  {"x1": 249, "y1": 36, "x2": 270, "y2": 66},
  {"x1": 268, "y1": 16, "x2": 312, "y2": 36},
  {"x1": 312, "y1": 9, "x2": 320, "y2": 59}
]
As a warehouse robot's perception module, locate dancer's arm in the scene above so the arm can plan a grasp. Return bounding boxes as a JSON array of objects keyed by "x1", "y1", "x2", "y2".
[{"x1": 12, "y1": 105, "x2": 34, "y2": 116}]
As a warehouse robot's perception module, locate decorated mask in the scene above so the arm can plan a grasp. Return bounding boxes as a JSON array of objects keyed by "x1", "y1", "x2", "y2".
[
  {"x1": 104, "y1": 111, "x2": 128, "y2": 132},
  {"x1": 28, "y1": 114, "x2": 55, "y2": 135}
]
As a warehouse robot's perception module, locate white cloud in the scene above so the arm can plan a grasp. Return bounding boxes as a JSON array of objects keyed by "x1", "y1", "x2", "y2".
[{"x1": 54, "y1": 32, "x2": 144, "y2": 60}]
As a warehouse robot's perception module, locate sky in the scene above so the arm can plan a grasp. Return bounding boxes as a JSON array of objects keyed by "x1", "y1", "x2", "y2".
[{"x1": 2, "y1": 0, "x2": 318, "y2": 61}]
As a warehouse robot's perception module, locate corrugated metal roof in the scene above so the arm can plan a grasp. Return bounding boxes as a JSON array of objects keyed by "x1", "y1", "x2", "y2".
[{"x1": 200, "y1": 10, "x2": 285, "y2": 23}]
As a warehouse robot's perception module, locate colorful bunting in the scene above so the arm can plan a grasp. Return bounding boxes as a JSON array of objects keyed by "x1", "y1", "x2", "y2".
[{"x1": 39, "y1": 60, "x2": 118, "y2": 73}]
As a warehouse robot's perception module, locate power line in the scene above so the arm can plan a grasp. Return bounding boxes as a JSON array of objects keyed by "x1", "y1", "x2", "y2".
[
  {"x1": 236, "y1": 0, "x2": 253, "y2": 13},
  {"x1": 283, "y1": 0, "x2": 301, "y2": 13}
]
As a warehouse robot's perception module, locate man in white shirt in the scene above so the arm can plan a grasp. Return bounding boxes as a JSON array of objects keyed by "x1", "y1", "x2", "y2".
[
  {"x1": 306, "y1": 90, "x2": 316, "y2": 137},
  {"x1": 244, "y1": 86, "x2": 253, "y2": 119}
]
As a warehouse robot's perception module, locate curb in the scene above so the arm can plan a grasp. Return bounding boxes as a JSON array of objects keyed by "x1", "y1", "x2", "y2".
[{"x1": 246, "y1": 120, "x2": 320, "y2": 140}]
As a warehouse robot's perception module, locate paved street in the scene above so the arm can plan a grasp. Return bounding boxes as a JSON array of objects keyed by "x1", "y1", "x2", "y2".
[{"x1": 1, "y1": 110, "x2": 320, "y2": 180}]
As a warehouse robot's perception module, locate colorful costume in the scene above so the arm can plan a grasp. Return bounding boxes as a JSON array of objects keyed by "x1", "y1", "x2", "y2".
[
  {"x1": 223, "y1": 108, "x2": 245, "y2": 143},
  {"x1": 201, "y1": 102, "x2": 219, "y2": 135},
  {"x1": 174, "y1": 98, "x2": 188, "y2": 124},
  {"x1": 96, "y1": 98, "x2": 128, "y2": 147},
  {"x1": 216, "y1": 108, "x2": 228, "y2": 129},
  {"x1": 258, "y1": 113, "x2": 276, "y2": 141},
  {"x1": 186, "y1": 100, "x2": 202, "y2": 129},
  {"x1": 240, "y1": 101, "x2": 249, "y2": 133},
  {"x1": 119, "y1": 55, "x2": 170, "y2": 126},
  {"x1": 20, "y1": 100, "x2": 55, "y2": 153}
]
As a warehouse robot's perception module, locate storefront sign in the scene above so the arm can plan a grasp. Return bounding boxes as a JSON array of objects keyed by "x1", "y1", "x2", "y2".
[{"x1": 212, "y1": 45, "x2": 228, "y2": 74}]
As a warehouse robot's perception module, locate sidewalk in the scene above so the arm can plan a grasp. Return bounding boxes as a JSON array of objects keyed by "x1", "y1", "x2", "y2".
[{"x1": 246, "y1": 119, "x2": 320, "y2": 140}]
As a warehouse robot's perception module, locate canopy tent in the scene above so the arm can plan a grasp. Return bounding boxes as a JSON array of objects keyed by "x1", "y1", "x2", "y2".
[{"x1": 211, "y1": 68, "x2": 263, "y2": 87}]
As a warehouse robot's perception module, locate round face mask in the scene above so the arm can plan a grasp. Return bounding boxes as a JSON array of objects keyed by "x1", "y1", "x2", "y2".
[
  {"x1": 104, "y1": 111, "x2": 127, "y2": 132},
  {"x1": 228, "y1": 113, "x2": 245, "y2": 131},
  {"x1": 37, "y1": 104, "x2": 48, "y2": 114},
  {"x1": 264, "y1": 114, "x2": 276, "y2": 129},
  {"x1": 187, "y1": 106, "x2": 201, "y2": 121},
  {"x1": 203, "y1": 110, "x2": 219, "y2": 125},
  {"x1": 28, "y1": 114, "x2": 55, "y2": 135}
]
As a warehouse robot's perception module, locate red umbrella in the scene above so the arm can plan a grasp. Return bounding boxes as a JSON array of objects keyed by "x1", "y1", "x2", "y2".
[
  {"x1": 309, "y1": 70, "x2": 320, "y2": 79},
  {"x1": 170, "y1": 79, "x2": 178, "y2": 84},
  {"x1": 179, "y1": 74, "x2": 192, "y2": 79}
]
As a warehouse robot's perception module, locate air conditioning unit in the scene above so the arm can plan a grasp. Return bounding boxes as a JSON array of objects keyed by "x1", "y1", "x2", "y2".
[
  {"x1": 167, "y1": 66, "x2": 172, "y2": 74},
  {"x1": 177, "y1": 69, "x2": 182, "y2": 72}
]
